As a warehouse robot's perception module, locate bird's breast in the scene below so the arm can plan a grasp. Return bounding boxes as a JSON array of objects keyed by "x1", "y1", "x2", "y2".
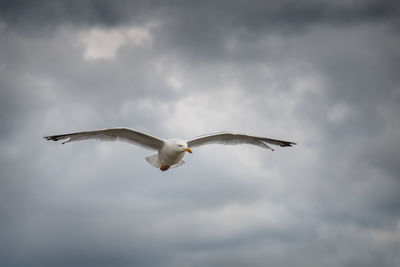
[{"x1": 159, "y1": 147, "x2": 184, "y2": 165}]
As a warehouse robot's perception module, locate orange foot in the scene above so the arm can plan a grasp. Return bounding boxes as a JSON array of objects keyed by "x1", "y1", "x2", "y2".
[{"x1": 160, "y1": 164, "x2": 170, "y2": 172}]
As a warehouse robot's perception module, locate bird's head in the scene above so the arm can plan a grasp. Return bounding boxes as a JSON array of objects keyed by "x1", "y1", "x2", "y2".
[{"x1": 175, "y1": 140, "x2": 192, "y2": 154}]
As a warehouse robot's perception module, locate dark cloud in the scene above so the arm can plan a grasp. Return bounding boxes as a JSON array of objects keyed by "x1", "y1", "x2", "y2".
[
  {"x1": 0, "y1": 0, "x2": 145, "y2": 30},
  {"x1": 1, "y1": 0, "x2": 400, "y2": 267},
  {"x1": 1, "y1": 0, "x2": 399, "y2": 28}
]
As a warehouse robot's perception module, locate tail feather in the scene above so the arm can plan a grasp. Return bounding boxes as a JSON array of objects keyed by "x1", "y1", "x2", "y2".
[
  {"x1": 145, "y1": 154, "x2": 162, "y2": 168},
  {"x1": 145, "y1": 154, "x2": 185, "y2": 169}
]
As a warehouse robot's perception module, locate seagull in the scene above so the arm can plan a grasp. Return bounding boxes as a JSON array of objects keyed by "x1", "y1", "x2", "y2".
[{"x1": 44, "y1": 128, "x2": 296, "y2": 171}]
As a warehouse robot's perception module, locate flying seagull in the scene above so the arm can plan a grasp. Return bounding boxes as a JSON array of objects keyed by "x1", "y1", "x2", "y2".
[{"x1": 44, "y1": 128, "x2": 296, "y2": 171}]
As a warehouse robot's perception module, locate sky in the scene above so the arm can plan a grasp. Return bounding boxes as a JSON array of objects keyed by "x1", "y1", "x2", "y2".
[{"x1": 0, "y1": 0, "x2": 400, "y2": 266}]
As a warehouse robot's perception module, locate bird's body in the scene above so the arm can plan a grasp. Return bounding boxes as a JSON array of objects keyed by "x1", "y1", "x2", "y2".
[
  {"x1": 159, "y1": 139, "x2": 186, "y2": 165},
  {"x1": 44, "y1": 128, "x2": 296, "y2": 171},
  {"x1": 152, "y1": 139, "x2": 190, "y2": 171}
]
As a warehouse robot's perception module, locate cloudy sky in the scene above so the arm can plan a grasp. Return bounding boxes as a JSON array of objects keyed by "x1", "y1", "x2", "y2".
[{"x1": 1, "y1": 0, "x2": 400, "y2": 266}]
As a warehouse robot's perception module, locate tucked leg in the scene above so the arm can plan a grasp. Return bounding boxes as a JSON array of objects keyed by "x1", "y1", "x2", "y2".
[{"x1": 160, "y1": 164, "x2": 170, "y2": 171}]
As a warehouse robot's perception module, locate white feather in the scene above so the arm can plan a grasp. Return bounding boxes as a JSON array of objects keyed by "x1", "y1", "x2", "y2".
[
  {"x1": 187, "y1": 132, "x2": 296, "y2": 151},
  {"x1": 44, "y1": 128, "x2": 164, "y2": 151}
]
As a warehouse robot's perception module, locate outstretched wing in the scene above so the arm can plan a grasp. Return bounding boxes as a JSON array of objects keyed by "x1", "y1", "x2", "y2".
[
  {"x1": 44, "y1": 128, "x2": 164, "y2": 151},
  {"x1": 187, "y1": 132, "x2": 296, "y2": 151}
]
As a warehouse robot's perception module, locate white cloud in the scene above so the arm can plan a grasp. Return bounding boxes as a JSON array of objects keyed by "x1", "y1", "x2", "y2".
[{"x1": 78, "y1": 22, "x2": 157, "y2": 60}]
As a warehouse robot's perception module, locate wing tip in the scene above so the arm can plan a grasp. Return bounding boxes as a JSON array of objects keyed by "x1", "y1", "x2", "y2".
[
  {"x1": 43, "y1": 135, "x2": 64, "y2": 142},
  {"x1": 44, "y1": 135, "x2": 55, "y2": 141},
  {"x1": 280, "y1": 142, "x2": 297, "y2": 147}
]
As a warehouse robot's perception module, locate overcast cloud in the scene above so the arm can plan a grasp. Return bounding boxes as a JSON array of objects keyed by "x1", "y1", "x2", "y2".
[{"x1": 1, "y1": 1, "x2": 400, "y2": 266}]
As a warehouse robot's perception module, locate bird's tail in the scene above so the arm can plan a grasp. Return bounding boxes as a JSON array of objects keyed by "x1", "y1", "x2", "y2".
[
  {"x1": 145, "y1": 154, "x2": 162, "y2": 168},
  {"x1": 145, "y1": 154, "x2": 186, "y2": 169}
]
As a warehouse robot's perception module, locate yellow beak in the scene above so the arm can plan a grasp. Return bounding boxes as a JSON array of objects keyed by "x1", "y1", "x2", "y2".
[{"x1": 184, "y1": 148, "x2": 193, "y2": 154}]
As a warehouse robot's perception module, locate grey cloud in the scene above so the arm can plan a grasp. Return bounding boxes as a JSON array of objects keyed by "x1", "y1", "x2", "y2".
[
  {"x1": 0, "y1": 0, "x2": 147, "y2": 31},
  {"x1": 1, "y1": 1, "x2": 400, "y2": 267},
  {"x1": 1, "y1": 0, "x2": 399, "y2": 28}
]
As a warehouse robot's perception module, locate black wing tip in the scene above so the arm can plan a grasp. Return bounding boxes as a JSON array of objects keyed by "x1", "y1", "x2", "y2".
[
  {"x1": 280, "y1": 142, "x2": 297, "y2": 147},
  {"x1": 44, "y1": 135, "x2": 62, "y2": 141}
]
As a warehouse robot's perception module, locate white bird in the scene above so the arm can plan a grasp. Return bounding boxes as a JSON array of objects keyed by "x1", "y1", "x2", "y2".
[{"x1": 44, "y1": 128, "x2": 296, "y2": 171}]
